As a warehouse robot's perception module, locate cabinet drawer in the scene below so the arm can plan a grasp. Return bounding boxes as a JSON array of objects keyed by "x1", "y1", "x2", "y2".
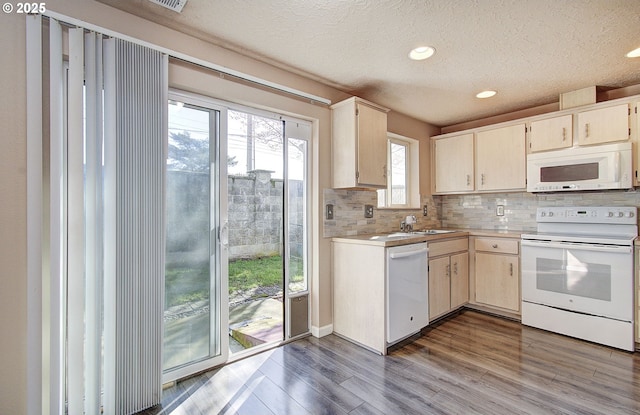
[
  {"x1": 475, "y1": 237, "x2": 519, "y2": 254},
  {"x1": 429, "y1": 238, "x2": 468, "y2": 257}
]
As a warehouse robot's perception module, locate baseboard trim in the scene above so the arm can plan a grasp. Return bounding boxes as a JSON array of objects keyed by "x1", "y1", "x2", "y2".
[{"x1": 311, "y1": 324, "x2": 333, "y2": 338}]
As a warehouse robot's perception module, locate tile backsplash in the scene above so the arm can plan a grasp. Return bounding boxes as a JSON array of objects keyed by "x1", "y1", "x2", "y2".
[
  {"x1": 323, "y1": 189, "x2": 440, "y2": 238},
  {"x1": 323, "y1": 188, "x2": 640, "y2": 238}
]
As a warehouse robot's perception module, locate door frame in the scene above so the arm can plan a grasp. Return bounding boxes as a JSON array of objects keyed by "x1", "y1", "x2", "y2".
[
  {"x1": 163, "y1": 90, "x2": 229, "y2": 383},
  {"x1": 163, "y1": 89, "x2": 313, "y2": 381}
]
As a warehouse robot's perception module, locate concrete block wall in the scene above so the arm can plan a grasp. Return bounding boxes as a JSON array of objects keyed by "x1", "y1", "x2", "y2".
[
  {"x1": 228, "y1": 170, "x2": 283, "y2": 259},
  {"x1": 167, "y1": 170, "x2": 302, "y2": 261}
]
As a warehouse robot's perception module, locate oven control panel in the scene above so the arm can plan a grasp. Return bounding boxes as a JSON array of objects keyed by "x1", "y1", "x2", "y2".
[{"x1": 536, "y1": 206, "x2": 637, "y2": 224}]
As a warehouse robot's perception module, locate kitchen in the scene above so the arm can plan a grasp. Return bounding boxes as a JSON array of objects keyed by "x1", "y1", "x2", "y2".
[
  {"x1": 4, "y1": 1, "x2": 640, "y2": 414},
  {"x1": 328, "y1": 90, "x2": 640, "y2": 351}
]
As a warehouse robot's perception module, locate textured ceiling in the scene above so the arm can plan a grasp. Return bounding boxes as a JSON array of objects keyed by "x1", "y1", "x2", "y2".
[{"x1": 97, "y1": 0, "x2": 640, "y2": 127}]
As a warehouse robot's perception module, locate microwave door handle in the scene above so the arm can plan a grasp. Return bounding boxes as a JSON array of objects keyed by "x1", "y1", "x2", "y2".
[{"x1": 614, "y1": 151, "x2": 620, "y2": 182}]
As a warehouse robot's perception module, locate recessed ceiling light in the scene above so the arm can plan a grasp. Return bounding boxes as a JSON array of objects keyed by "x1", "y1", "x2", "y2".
[
  {"x1": 626, "y1": 47, "x2": 640, "y2": 58},
  {"x1": 409, "y1": 46, "x2": 435, "y2": 61},
  {"x1": 476, "y1": 90, "x2": 497, "y2": 99}
]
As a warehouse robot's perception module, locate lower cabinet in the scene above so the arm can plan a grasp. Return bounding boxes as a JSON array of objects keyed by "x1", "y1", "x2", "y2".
[
  {"x1": 428, "y1": 238, "x2": 469, "y2": 321},
  {"x1": 332, "y1": 241, "x2": 386, "y2": 354},
  {"x1": 472, "y1": 236, "x2": 520, "y2": 313}
]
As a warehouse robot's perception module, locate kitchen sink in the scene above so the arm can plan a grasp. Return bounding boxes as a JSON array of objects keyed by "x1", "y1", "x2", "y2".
[
  {"x1": 387, "y1": 232, "x2": 416, "y2": 237},
  {"x1": 411, "y1": 229, "x2": 456, "y2": 235},
  {"x1": 368, "y1": 232, "x2": 417, "y2": 240},
  {"x1": 368, "y1": 230, "x2": 456, "y2": 240}
]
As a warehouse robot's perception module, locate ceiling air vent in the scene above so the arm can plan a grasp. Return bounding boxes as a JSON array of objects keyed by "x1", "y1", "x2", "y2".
[{"x1": 148, "y1": 0, "x2": 187, "y2": 13}]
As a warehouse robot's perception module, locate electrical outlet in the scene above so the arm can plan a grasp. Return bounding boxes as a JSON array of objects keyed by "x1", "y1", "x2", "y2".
[
  {"x1": 496, "y1": 205, "x2": 504, "y2": 216},
  {"x1": 326, "y1": 204, "x2": 334, "y2": 220},
  {"x1": 364, "y1": 204, "x2": 374, "y2": 218},
  {"x1": 423, "y1": 205, "x2": 428, "y2": 216}
]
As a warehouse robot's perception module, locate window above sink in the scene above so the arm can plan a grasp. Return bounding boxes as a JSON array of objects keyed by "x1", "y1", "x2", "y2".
[{"x1": 377, "y1": 132, "x2": 420, "y2": 209}]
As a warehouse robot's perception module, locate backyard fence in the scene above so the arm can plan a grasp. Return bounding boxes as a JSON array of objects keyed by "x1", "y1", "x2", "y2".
[{"x1": 166, "y1": 169, "x2": 303, "y2": 263}]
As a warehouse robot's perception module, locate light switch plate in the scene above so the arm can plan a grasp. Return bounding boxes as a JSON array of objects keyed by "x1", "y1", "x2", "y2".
[
  {"x1": 496, "y1": 205, "x2": 504, "y2": 216},
  {"x1": 326, "y1": 204, "x2": 334, "y2": 220},
  {"x1": 364, "y1": 204, "x2": 374, "y2": 218},
  {"x1": 423, "y1": 205, "x2": 428, "y2": 216}
]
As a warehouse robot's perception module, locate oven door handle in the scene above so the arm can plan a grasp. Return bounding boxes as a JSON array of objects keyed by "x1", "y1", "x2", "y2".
[{"x1": 521, "y1": 239, "x2": 632, "y2": 253}]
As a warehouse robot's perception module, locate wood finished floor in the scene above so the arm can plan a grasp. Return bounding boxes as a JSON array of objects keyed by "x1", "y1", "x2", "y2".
[{"x1": 140, "y1": 310, "x2": 640, "y2": 414}]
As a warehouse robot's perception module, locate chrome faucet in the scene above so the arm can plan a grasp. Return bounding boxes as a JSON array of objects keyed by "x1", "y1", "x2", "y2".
[{"x1": 401, "y1": 215, "x2": 417, "y2": 232}]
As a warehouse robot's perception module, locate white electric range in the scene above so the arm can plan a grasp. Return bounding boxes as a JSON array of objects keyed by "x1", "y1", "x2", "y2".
[{"x1": 521, "y1": 206, "x2": 637, "y2": 351}]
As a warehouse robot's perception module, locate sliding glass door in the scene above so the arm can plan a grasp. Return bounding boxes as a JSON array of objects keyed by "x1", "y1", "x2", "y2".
[
  {"x1": 164, "y1": 96, "x2": 227, "y2": 381},
  {"x1": 225, "y1": 110, "x2": 311, "y2": 354},
  {"x1": 226, "y1": 108, "x2": 286, "y2": 355},
  {"x1": 164, "y1": 91, "x2": 310, "y2": 380}
]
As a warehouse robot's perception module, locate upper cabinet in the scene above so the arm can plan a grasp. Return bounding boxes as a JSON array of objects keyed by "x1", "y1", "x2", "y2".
[
  {"x1": 528, "y1": 114, "x2": 572, "y2": 152},
  {"x1": 431, "y1": 94, "x2": 640, "y2": 195},
  {"x1": 527, "y1": 102, "x2": 629, "y2": 150},
  {"x1": 433, "y1": 133, "x2": 474, "y2": 193},
  {"x1": 577, "y1": 103, "x2": 629, "y2": 146},
  {"x1": 431, "y1": 124, "x2": 526, "y2": 194},
  {"x1": 331, "y1": 97, "x2": 389, "y2": 188},
  {"x1": 475, "y1": 124, "x2": 527, "y2": 192}
]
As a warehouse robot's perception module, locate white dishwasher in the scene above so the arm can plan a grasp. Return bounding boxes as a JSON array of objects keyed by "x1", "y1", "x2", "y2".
[{"x1": 386, "y1": 242, "x2": 429, "y2": 344}]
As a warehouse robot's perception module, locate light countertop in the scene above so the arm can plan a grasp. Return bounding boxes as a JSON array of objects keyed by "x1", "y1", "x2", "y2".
[{"x1": 332, "y1": 228, "x2": 523, "y2": 247}]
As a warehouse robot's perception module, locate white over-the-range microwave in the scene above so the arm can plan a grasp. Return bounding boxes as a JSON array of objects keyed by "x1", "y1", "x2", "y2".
[{"x1": 526, "y1": 142, "x2": 632, "y2": 192}]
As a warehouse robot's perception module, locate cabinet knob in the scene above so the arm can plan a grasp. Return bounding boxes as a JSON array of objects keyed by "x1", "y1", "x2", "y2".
[{"x1": 492, "y1": 244, "x2": 498, "y2": 248}]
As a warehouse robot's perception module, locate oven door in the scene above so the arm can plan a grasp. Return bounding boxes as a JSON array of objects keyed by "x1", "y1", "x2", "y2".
[{"x1": 521, "y1": 239, "x2": 634, "y2": 321}]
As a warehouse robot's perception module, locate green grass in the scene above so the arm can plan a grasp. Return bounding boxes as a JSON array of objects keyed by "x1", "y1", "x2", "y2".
[
  {"x1": 228, "y1": 255, "x2": 283, "y2": 293},
  {"x1": 165, "y1": 255, "x2": 304, "y2": 307},
  {"x1": 165, "y1": 263, "x2": 209, "y2": 308}
]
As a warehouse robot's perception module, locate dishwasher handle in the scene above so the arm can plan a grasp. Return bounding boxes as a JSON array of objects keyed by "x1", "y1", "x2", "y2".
[{"x1": 389, "y1": 248, "x2": 428, "y2": 259}]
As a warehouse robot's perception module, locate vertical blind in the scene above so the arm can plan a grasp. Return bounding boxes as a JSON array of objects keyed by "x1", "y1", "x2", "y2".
[
  {"x1": 41, "y1": 17, "x2": 168, "y2": 415},
  {"x1": 110, "y1": 38, "x2": 167, "y2": 414}
]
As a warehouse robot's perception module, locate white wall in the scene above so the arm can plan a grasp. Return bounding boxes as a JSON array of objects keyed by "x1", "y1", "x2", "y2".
[{"x1": 0, "y1": 12, "x2": 27, "y2": 415}]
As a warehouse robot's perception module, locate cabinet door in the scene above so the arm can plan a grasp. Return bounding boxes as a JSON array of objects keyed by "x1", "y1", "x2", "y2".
[
  {"x1": 450, "y1": 252, "x2": 469, "y2": 309},
  {"x1": 577, "y1": 104, "x2": 629, "y2": 146},
  {"x1": 475, "y1": 252, "x2": 519, "y2": 312},
  {"x1": 333, "y1": 243, "x2": 386, "y2": 353},
  {"x1": 356, "y1": 102, "x2": 387, "y2": 187},
  {"x1": 529, "y1": 115, "x2": 572, "y2": 152},
  {"x1": 433, "y1": 134, "x2": 474, "y2": 193},
  {"x1": 428, "y1": 256, "x2": 451, "y2": 319},
  {"x1": 476, "y1": 124, "x2": 526, "y2": 191}
]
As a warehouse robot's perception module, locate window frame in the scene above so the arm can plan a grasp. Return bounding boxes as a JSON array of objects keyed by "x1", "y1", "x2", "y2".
[{"x1": 378, "y1": 133, "x2": 420, "y2": 209}]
